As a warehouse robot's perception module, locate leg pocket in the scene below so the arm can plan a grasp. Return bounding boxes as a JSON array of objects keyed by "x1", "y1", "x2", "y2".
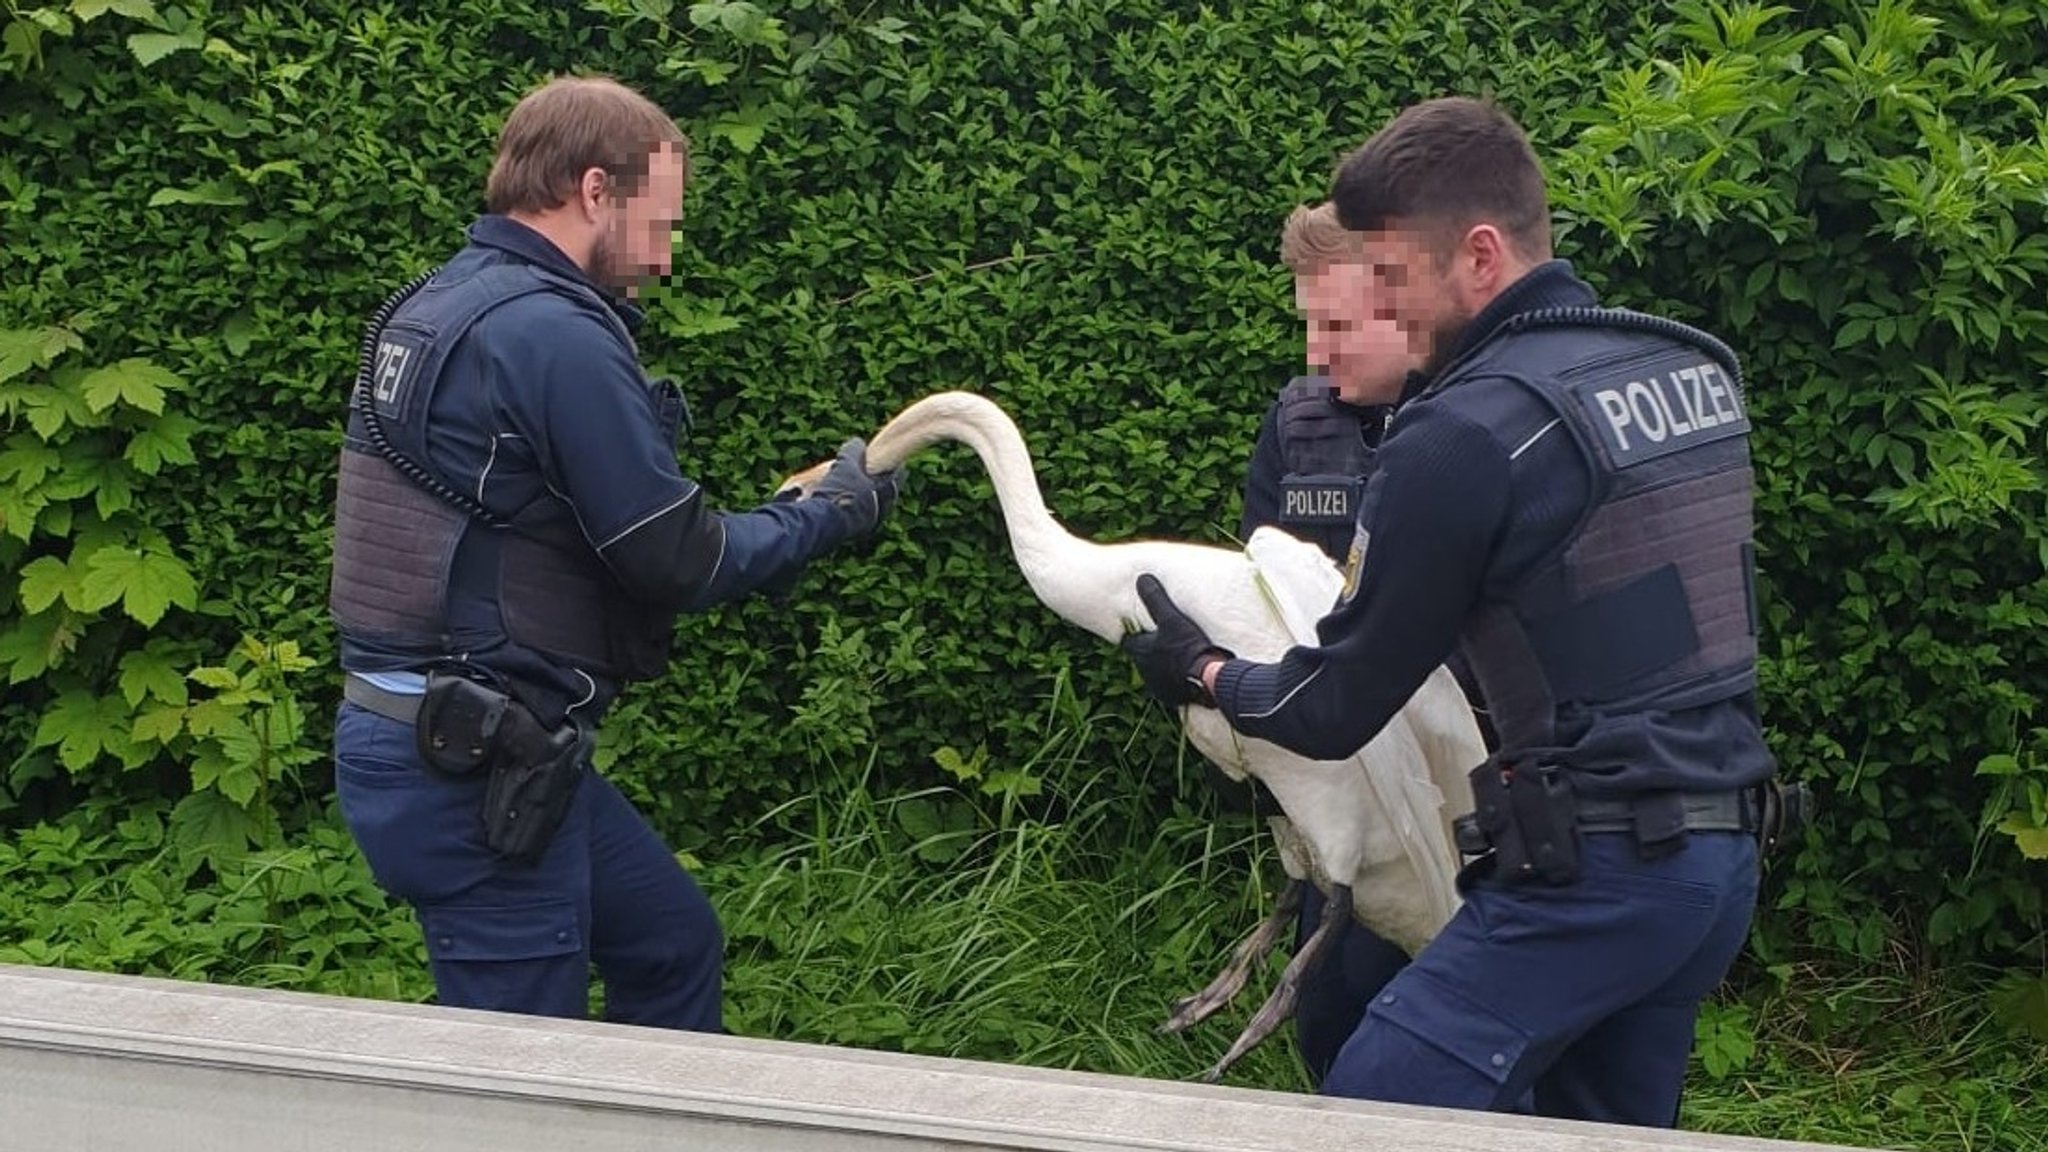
[
  {"x1": 1325, "y1": 965, "x2": 1535, "y2": 1110},
  {"x1": 416, "y1": 900, "x2": 588, "y2": 1019}
]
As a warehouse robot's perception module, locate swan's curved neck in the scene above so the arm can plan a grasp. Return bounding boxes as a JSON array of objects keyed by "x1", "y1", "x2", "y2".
[{"x1": 866, "y1": 392, "x2": 1084, "y2": 588}]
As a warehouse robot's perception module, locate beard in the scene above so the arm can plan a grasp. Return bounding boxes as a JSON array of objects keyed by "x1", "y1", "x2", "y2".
[
  {"x1": 1419, "y1": 301, "x2": 1477, "y2": 378},
  {"x1": 587, "y1": 231, "x2": 633, "y2": 297}
]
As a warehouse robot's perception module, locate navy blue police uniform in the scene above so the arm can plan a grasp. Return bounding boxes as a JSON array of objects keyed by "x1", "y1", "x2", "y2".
[
  {"x1": 1238, "y1": 377, "x2": 1412, "y2": 1086},
  {"x1": 328, "y1": 216, "x2": 875, "y2": 1030},
  {"x1": 1209, "y1": 261, "x2": 1771, "y2": 1126}
]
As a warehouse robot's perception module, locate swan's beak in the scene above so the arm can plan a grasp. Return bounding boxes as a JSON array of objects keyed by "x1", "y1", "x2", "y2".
[{"x1": 775, "y1": 459, "x2": 834, "y2": 499}]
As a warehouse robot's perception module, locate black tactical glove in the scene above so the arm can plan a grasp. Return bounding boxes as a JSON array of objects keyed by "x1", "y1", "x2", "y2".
[
  {"x1": 1120, "y1": 574, "x2": 1233, "y2": 708},
  {"x1": 810, "y1": 437, "x2": 900, "y2": 538}
]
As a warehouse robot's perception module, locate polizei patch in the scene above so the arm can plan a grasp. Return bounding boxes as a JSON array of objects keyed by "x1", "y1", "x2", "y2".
[
  {"x1": 1573, "y1": 358, "x2": 1749, "y2": 467},
  {"x1": 369, "y1": 332, "x2": 428, "y2": 420},
  {"x1": 1279, "y1": 477, "x2": 1358, "y2": 525}
]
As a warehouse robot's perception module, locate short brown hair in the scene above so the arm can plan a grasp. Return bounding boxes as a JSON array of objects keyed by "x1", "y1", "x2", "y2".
[
  {"x1": 485, "y1": 76, "x2": 690, "y2": 215},
  {"x1": 1279, "y1": 203, "x2": 1365, "y2": 273},
  {"x1": 1331, "y1": 97, "x2": 1551, "y2": 260}
]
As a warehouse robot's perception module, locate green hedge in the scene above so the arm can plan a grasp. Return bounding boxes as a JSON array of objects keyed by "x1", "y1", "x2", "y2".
[{"x1": 2, "y1": 0, "x2": 2043, "y2": 978}]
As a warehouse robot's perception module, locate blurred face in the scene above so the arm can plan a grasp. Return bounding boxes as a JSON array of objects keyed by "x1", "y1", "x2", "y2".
[
  {"x1": 1361, "y1": 224, "x2": 1476, "y2": 374},
  {"x1": 589, "y1": 143, "x2": 687, "y2": 296},
  {"x1": 1294, "y1": 258, "x2": 1416, "y2": 406}
]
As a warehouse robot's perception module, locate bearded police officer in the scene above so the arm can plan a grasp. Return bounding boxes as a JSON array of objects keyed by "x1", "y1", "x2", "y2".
[
  {"x1": 328, "y1": 75, "x2": 896, "y2": 1031},
  {"x1": 1125, "y1": 97, "x2": 1772, "y2": 1126}
]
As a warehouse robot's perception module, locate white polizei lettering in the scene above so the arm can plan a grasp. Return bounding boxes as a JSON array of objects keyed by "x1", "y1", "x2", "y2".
[
  {"x1": 372, "y1": 342, "x2": 409, "y2": 403},
  {"x1": 1593, "y1": 390, "x2": 1633, "y2": 451},
  {"x1": 1701, "y1": 363, "x2": 1740, "y2": 423},
  {"x1": 1655, "y1": 371, "x2": 1696, "y2": 436},
  {"x1": 1626, "y1": 380, "x2": 1669, "y2": 442},
  {"x1": 1676, "y1": 366, "x2": 1716, "y2": 430}
]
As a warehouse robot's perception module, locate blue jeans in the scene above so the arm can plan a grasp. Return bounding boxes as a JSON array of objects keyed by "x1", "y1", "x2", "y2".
[
  {"x1": 1321, "y1": 830, "x2": 1758, "y2": 1126},
  {"x1": 333, "y1": 702, "x2": 722, "y2": 1029}
]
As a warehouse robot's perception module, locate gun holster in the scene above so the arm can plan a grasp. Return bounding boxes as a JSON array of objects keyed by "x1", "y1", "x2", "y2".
[
  {"x1": 1454, "y1": 760, "x2": 1582, "y2": 886},
  {"x1": 415, "y1": 671, "x2": 588, "y2": 864},
  {"x1": 1756, "y1": 778, "x2": 1812, "y2": 855}
]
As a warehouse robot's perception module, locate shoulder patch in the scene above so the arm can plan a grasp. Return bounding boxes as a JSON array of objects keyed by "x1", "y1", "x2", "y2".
[{"x1": 369, "y1": 330, "x2": 429, "y2": 420}]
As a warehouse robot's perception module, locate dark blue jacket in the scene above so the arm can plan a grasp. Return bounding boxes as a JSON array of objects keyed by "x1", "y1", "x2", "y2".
[
  {"x1": 338, "y1": 216, "x2": 853, "y2": 725},
  {"x1": 1213, "y1": 262, "x2": 1773, "y2": 796}
]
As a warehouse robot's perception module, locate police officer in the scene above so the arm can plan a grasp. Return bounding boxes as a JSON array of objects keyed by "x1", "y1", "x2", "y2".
[
  {"x1": 327, "y1": 76, "x2": 897, "y2": 1031},
  {"x1": 1124, "y1": 97, "x2": 1770, "y2": 1126},
  {"x1": 1236, "y1": 202, "x2": 1431, "y2": 1087}
]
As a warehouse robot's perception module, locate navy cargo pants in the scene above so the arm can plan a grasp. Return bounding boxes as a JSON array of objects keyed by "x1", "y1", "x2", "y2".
[
  {"x1": 1321, "y1": 829, "x2": 1758, "y2": 1126},
  {"x1": 333, "y1": 702, "x2": 723, "y2": 1029}
]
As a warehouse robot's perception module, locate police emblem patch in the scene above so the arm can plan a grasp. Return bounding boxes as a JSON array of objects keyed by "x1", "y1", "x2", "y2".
[{"x1": 1339, "y1": 528, "x2": 1369, "y2": 603}]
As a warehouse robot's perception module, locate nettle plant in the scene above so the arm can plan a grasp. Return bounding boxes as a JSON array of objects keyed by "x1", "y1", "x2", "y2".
[{"x1": 0, "y1": 325, "x2": 319, "y2": 876}]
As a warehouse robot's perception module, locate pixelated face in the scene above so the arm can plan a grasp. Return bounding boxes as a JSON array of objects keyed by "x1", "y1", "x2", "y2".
[
  {"x1": 1294, "y1": 258, "x2": 1416, "y2": 406},
  {"x1": 1361, "y1": 224, "x2": 1473, "y2": 373},
  {"x1": 591, "y1": 143, "x2": 687, "y2": 296}
]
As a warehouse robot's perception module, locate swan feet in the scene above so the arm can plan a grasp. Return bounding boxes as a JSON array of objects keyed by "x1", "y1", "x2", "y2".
[
  {"x1": 1160, "y1": 880, "x2": 1305, "y2": 1036},
  {"x1": 1197, "y1": 882, "x2": 1353, "y2": 1084}
]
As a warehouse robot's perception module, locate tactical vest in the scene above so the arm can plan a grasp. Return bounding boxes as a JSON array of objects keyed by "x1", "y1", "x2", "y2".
[
  {"x1": 1451, "y1": 308, "x2": 1759, "y2": 758},
  {"x1": 329, "y1": 256, "x2": 683, "y2": 685},
  {"x1": 1273, "y1": 375, "x2": 1382, "y2": 561}
]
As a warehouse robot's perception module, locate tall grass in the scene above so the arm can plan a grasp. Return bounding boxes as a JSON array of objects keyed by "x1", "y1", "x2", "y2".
[
  {"x1": 705, "y1": 682, "x2": 2048, "y2": 1151},
  {"x1": 706, "y1": 675, "x2": 1312, "y2": 1088}
]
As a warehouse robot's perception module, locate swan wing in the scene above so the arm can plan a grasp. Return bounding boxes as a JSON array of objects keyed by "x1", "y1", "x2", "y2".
[{"x1": 1243, "y1": 525, "x2": 1469, "y2": 937}]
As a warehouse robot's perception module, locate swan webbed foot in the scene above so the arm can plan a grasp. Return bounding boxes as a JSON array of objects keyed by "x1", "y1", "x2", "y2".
[
  {"x1": 1197, "y1": 882, "x2": 1352, "y2": 1084},
  {"x1": 1159, "y1": 879, "x2": 1304, "y2": 1036}
]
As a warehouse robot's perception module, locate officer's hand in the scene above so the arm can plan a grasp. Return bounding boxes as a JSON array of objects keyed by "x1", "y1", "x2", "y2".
[
  {"x1": 1119, "y1": 574, "x2": 1233, "y2": 708},
  {"x1": 811, "y1": 437, "x2": 900, "y2": 537}
]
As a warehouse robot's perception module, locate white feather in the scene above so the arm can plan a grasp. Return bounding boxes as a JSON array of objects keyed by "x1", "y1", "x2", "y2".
[{"x1": 796, "y1": 392, "x2": 1486, "y2": 955}]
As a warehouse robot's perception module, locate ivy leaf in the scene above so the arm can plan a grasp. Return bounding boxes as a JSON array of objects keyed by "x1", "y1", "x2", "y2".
[
  {"x1": 79, "y1": 544, "x2": 199, "y2": 626},
  {"x1": 17, "y1": 555, "x2": 80, "y2": 613},
  {"x1": 34, "y1": 690, "x2": 133, "y2": 773},
  {"x1": 93, "y1": 461, "x2": 136, "y2": 518},
  {"x1": 0, "y1": 610, "x2": 79, "y2": 682},
  {"x1": 710, "y1": 102, "x2": 777, "y2": 154},
  {"x1": 169, "y1": 788, "x2": 270, "y2": 878},
  {"x1": 119, "y1": 646, "x2": 190, "y2": 706},
  {"x1": 131, "y1": 703, "x2": 187, "y2": 744},
  {"x1": 21, "y1": 381, "x2": 100, "y2": 439},
  {"x1": 0, "y1": 437, "x2": 62, "y2": 488},
  {"x1": 123, "y1": 413, "x2": 198, "y2": 474},
  {"x1": 78, "y1": 358, "x2": 178, "y2": 415},
  {"x1": 0, "y1": 484, "x2": 47, "y2": 542},
  {"x1": 0, "y1": 326, "x2": 81, "y2": 386}
]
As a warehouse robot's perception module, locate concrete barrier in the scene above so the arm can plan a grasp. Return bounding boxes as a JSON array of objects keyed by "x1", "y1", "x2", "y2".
[{"x1": 0, "y1": 964, "x2": 1881, "y2": 1152}]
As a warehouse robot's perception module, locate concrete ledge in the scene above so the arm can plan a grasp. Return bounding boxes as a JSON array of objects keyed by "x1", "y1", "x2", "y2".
[{"x1": 0, "y1": 964, "x2": 1879, "y2": 1152}]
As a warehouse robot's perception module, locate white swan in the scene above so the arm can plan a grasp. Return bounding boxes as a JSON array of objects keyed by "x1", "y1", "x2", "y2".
[{"x1": 785, "y1": 391, "x2": 1486, "y2": 1078}]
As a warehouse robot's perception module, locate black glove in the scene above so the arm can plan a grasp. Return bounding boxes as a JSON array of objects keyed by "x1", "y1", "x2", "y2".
[
  {"x1": 810, "y1": 437, "x2": 900, "y2": 538},
  {"x1": 1120, "y1": 574, "x2": 1233, "y2": 708}
]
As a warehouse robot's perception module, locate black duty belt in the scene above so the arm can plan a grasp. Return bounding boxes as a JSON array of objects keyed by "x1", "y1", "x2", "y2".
[
  {"x1": 1576, "y1": 789, "x2": 1754, "y2": 834},
  {"x1": 343, "y1": 675, "x2": 424, "y2": 724}
]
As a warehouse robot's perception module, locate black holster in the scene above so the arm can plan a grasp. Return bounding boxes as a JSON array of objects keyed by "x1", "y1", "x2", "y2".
[
  {"x1": 416, "y1": 671, "x2": 588, "y2": 864},
  {"x1": 1756, "y1": 778, "x2": 1812, "y2": 855},
  {"x1": 1455, "y1": 760, "x2": 1582, "y2": 886}
]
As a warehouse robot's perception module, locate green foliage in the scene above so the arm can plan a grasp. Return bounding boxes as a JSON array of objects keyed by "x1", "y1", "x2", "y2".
[{"x1": 2, "y1": 0, "x2": 2047, "y2": 1122}]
